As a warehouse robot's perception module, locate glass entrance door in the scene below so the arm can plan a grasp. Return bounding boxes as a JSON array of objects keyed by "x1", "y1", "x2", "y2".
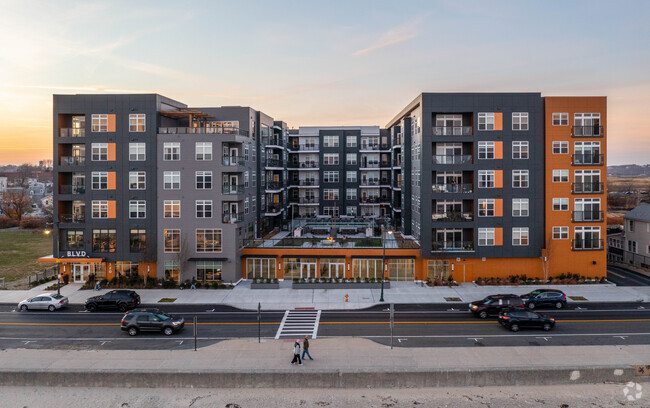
[
  {"x1": 301, "y1": 262, "x2": 316, "y2": 279},
  {"x1": 72, "y1": 264, "x2": 90, "y2": 283}
]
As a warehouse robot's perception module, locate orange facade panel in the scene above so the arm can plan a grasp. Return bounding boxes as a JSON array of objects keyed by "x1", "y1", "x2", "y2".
[
  {"x1": 494, "y1": 141, "x2": 503, "y2": 159},
  {"x1": 494, "y1": 170, "x2": 503, "y2": 188},
  {"x1": 107, "y1": 143, "x2": 116, "y2": 161},
  {"x1": 107, "y1": 172, "x2": 116, "y2": 190},
  {"x1": 107, "y1": 200, "x2": 116, "y2": 218},
  {"x1": 495, "y1": 228, "x2": 503, "y2": 246},
  {"x1": 494, "y1": 112, "x2": 503, "y2": 130},
  {"x1": 495, "y1": 199, "x2": 503, "y2": 217},
  {"x1": 107, "y1": 114, "x2": 116, "y2": 132}
]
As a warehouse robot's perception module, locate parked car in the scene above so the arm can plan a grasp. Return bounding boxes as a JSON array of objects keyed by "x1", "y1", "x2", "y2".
[
  {"x1": 520, "y1": 289, "x2": 567, "y2": 309},
  {"x1": 121, "y1": 308, "x2": 184, "y2": 336},
  {"x1": 85, "y1": 290, "x2": 140, "y2": 312},
  {"x1": 18, "y1": 293, "x2": 69, "y2": 312},
  {"x1": 499, "y1": 308, "x2": 556, "y2": 332},
  {"x1": 469, "y1": 294, "x2": 524, "y2": 318}
]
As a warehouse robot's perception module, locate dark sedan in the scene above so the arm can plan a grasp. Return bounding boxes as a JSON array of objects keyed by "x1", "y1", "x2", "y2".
[{"x1": 499, "y1": 308, "x2": 556, "y2": 332}]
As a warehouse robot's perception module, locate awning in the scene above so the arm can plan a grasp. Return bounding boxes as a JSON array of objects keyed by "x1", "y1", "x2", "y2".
[
  {"x1": 38, "y1": 256, "x2": 104, "y2": 264},
  {"x1": 187, "y1": 257, "x2": 228, "y2": 262}
]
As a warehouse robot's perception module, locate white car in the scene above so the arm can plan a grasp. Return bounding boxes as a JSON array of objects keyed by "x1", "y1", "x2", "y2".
[{"x1": 18, "y1": 293, "x2": 69, "y2": 312}]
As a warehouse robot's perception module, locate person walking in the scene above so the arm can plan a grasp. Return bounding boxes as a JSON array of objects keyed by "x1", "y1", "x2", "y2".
[
  {"x1": 190, "y1": 276, "x2": 197, "y2": 290},
  {"x1": 291, "y1": 339, "x2": 303, "y2": 365},
  {"x1": 302, "y1": 335, "x2": 313, "y2": 361}
]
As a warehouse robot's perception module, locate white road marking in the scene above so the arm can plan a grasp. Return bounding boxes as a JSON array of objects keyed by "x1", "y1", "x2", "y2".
[
  {"x1": 99, "y1": 341, "x2": 110, "y2": 346},
  {"x1": 535, "y1": 337, "x2": 551, "y2": 341},
  {"x1": 615, "y1": 336, "x2": 628, "y2": 340},
  {"x1": 275, "y1": 310, "x2": 320, "y2": 339},
  {"x1": 468, "y1": 338, "x2": 483, "y2": 342},
  {"x1": 398, "y1": 338, "x2": 407, "y2": 343}
]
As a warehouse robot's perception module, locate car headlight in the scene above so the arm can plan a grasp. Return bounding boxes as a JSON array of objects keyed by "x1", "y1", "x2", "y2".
[
  {"x1": 172, "y1": 321, "x2": 181, "y2": 325},
  {"x1": 470, "y1": 305, "x2": 478, "y2": 309}
]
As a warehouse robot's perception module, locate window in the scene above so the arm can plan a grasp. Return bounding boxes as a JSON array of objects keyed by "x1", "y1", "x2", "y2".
[
  {"x1": 128, "y1": 143, "x2": 146, "y2": 161},
  {"x1": 553, "y1": 169, "x2": 569, "y2": 182},
  {"x1": 512, "y1": 141, "x2": 529, "y2": 159},
  {"x1": 63, "y1": 230, "x2": 84, "y2": 250},
  {"x1": 246, "y1": 258, "x2": 276, "y2": 279},
  {"x1": 346, "y1": 188, "x2": 357, "y2": 200},
  {"x1": 553, "y1": 198, "x2": 569, "y2": 211},
  {"x1": 324, "y1": 171, "x2": 339, "y2": 183},
  {"x1": 252, "y1": 197, "x2": 256, "y2": 212},
  {"x1": 164, "y1": 200, "x2": 180, "y2": 218},
  {"x1": 92, "y1": 229, "x2": 116, "y2": 252},
  {"x1": 512, "y1": 170, "x2": 529, "y2": 188},
  {"x1": 346, "y1": 136, "x2": 357, "y2": 147},
  {"x1": 244, "y1": 171, "x2": 249, "y2": 188},
  {"x1": 629, "y1": 220, "x2": 634, "y2": 232},
  {"x1": 323, "y1": 153, "x2": 339, "y2": 165},
  {"x1": 164, "y1": 261, "x2": 180, "y2": 282},
  {"x1": 129, "y1": 171, "x2": 146, "y2": 190},
  {"x1": 163, "y1": 171, "x2": 180, "y2": 189},
  {"x1": 346, "y1": 153, "x2": 357, "y2": 165},
  {"x1": 512, "y1": 199, "x2": 529, "y2": 217},
  {"x1": 478, "y1": 141, "x2": 495, "y2": 159},
  {"x1": 628, "y1": 241, "x2": 637, "y2": 253},
  {"x1": 553, "y1": 226, "x2": 569, "y2": 239},
  {"x1": 196, "y1": 200, "x2": 212, "y2": 218},
  {"x1": 478, "y1": 170, "x2": 495, "y2": 188},
  {"x1": 196, "y1": 171, "x2": 212, "y2": 189},
  {"x1": 91, "y1": 114, "x2": 108, "y2": 132},
  {"x1": 197, "y1": 261, "x2": 222, "y2": 281},
  {"x1": 574, "y1": 226, "x2": 601, "y2": 249},
  {"x1": 323, "y1": 135, "x2": 339, "y2": 147},
  {"x1": 574, "y1": 198, "x2": 601, "y2": 221},
  {"x1": 323, "y1": 189, "x2": 339, "y2": 200},
  {"x1": 129, "y1": 114, "x2": 145, "y2": 132},
  {"x1": 323, "y1": 207, "x2": 339, "y2": 217},
  {"x1": 91, "y1": 143, "x2": 108, "y2": 161},
  {"x1": 91, "y1": 172, "x2": 108, "y2": 190},
  {"x1": 553, "y1": 113, "x2": 568, "y2": 126},
  {"x1": 164, "y1": 229, "x2": 180, "y2": 252},
  {"x1": 512, "y1": 113, "x2": 529, "y2": 130},
  {"x1": 552, "y1": 141, "x2": 569, "y2": 154},
  {"x1": 91, "y1": 201, "x2": 108, "y2": 218},
  {"x1": 196, "y1": 229, "x2": 222, "y2": 252},
  {"x1": 195, "y1": 142, "x2": 212, "y2": 160},
  {"x1": 129, "y1": 200, "x2": 146, "y2": 219},
  {"x1": 346, "y1": 206, "x2": 357, "y2": 216},
  {"x1": 512, "y1": 227, "x2": 529, "y2": 245},
  {"x1": 478, "y1": 113, "x2": 495, "y2": 131},
  {"x1": 244, "y1": 145, "x2": 249, "y2": 161},
  {"x1": 244, "y1": 198, "x2": 249, "y2": 215},
  {"x1": 478, "y1": 228, "x2": 495, "y2": 246},
  {"x1": 346, "y1": 171, "x2": 357, "y2": 183},
  {"x1": 478, "y1": 199, "x2": 495, "y2": 217},
  {"x1": 163, "y1": 142, "x2": 180, "y2": 161},
  {"x1": 129, "y1": 229, "x2": 146, "y2": 252}
]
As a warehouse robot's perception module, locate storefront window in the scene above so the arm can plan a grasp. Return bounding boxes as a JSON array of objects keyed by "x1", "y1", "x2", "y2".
[
  {"x1": 352, "y1": 259, "x2": 382, "y2": 279},
  {"x1": 245, "y1": 258, "x2": 276, "y2": 279},
  {"x1": 320, "y1": 258, "x2": 345, "y2": 278},
  {"x1": 197, "y1": 261, "x2": 222, "y2": 281},
  {"x1": 116, "y1": 261, "x2": 138, "y2": 278},
  {"x1": 283, "y1": 258, "x2": 300, "y2": 279},
  {"x1": 427, "y1": 260, "x2": 450, "y2": 281},
  {"x1": 389, "y1": 259, "x2": 415, "y2": 281}
]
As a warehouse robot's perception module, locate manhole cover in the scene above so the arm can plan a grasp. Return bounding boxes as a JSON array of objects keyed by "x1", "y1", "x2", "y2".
[
  {"x1": 569, "y1": 296, "x2": 588, "y2": 301},
  {"x1": 444, "y1": 297, "x2": 462, "y2": 302}
]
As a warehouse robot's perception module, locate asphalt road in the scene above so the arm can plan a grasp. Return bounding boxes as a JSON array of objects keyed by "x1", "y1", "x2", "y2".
[
  {"x1": 0, "y1": 302, "x2": 649, "y2": 350},
  {"x1": 607, "y1": 265, "x2": 650, "y2": 286}
]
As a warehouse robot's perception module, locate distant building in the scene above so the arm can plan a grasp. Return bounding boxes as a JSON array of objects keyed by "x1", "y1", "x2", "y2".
[
  {"x1": 608, "y1": 204, "x2": 650, "y2": 270},
  {"x1": 0, "y1": 176, "x2": 7, "y2": 192}
]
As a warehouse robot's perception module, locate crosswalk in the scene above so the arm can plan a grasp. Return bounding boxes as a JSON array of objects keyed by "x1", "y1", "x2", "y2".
[{"x1": 275, "y1": 309, "x2": 321, "y2": 339}]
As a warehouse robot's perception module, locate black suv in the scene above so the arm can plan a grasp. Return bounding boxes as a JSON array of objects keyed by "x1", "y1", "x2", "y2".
[
  {"x1": 85, "y1": 290, "x2": 140, "y2": 312},
  {"x1": 121, "y1": 308, "x2": 184, "y2": 336},
  {"x1": 469, "y1": 294, "x2": 524, "y2": 318},
  {"x1": 499, "y1": 308, "x2": 555, "y2": 332},
  {"x1": 521, "y1": 289, "x2": 567, "y2": 309}
]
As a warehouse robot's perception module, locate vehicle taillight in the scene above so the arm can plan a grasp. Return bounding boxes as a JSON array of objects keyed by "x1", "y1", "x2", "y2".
[
  {"x1": 501, "y1": 316, "x2": 510, "y2": 320},
  {"x1": 121, "y1": 320, "x2": 125, "y2": 324},
  {"x1": 58, "y1": 300, "x2": 65, "y2": 304},
  {"x1": 563, "y1": 295, "x2": 567, "y2": 299}
]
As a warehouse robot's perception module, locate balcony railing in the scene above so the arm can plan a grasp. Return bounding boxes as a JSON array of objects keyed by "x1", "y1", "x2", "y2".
[
  {"x1": 222, "y1": 212, "x2": 244, "y2": 223},
  {"x1": 222, "y1": 156, "x2": 245, "y2": 166},
  {"x1": 292, "y1": 179, "x2": 318, "y2": 186},
  {"x1": 393, "y1": 181, "x2": 401, "y2": 188},
  {"x1": 59, "y1": 214, "x2": 85, "y2": 223},
  {"x1": 571, "y1": 210, "x2": 604, "y2": 222},
  {"x1": 290, "y1": 197, "x2": 319, "y2": 204},
  {"x1": 432, "y1": 155, "x2": 473, "y2": 165},
  {"x1": 222, "y1": 184, "x2": 244, "y2": 194},
  {"x1": 60, "y1": 156, "x2": 85, "y2": 166},
  {"x1": 265, "y1": 158, "x2": 283, "y2": 168},
  {"x1": 433, "y1": 126, "x2": 473, "y2": 136},
  {"x1": 432, "y1": 212, "x2": 474, "y2": 222},
  {"x1": 572, "y1": 238, "x2": 604, "y2": 250},
  {"x1": 265, "y1": 205, "x2": 283, "y2": 214},
  {"x1": 264, "y1": 138, "x2": 283, "y2": 146},
  {"x1": 59, "y1": 185, "x2": 85, "y2": 194},
  {"x1": 265, "y1": 181, "x2": 283, "y2": 190},
  {"x1": 359, "y1": 144, "x2": 389, "y2": 151},
  {"x1": 288, "y1": 161, "x2": 318, "y2": 168},
  {"x1": 571, "y1": 153, "x2": 604, "y2": 166},
  {"x1": 359, "y1": 162, "x2": 381, "y2": 168},
  {"x1": 289, "y1": 144, "x2": 319, "y2": 151},
  {"x1": 392, "y1": 159, "x2": 402, "y2": 167},
  {"x1": 159, "y1": 127, "x2": 249, "y2": 136},
  {"x1": 571, "y1": 126, "x2": 603, "y2": 138},
  {"x1": 432, "y1": 241, "x2": 475, "y2": 251},
  {"x1": 359, "y1": 197, "x2": 390, "y2": 204},
  {"x1": 59, "y1": 128, "x2": 85, "y2": 137},
  {"x1": 360, "y1": 179, "x2": 380, "y2": 186},
  {"x1": 432, "y1": 183, "x2": 473, "y2": 193},
  {"x1": 572, "y1": 182, "x2": 604, "y2": 194}
]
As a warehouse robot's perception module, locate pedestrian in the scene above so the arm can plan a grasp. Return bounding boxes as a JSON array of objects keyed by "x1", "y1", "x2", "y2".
[
  {"x1": 291, "y1": 339, "x2": 303, "y2": 365},
  {"x1": 302, "y1": 335, "x2": 313, "y2": 361},
  {"x1": 191, "y1": 276, "x2": 196, "y2": 290},
  {"x1": 94, "y1": 279, "x2": 101, "y2": 291}
]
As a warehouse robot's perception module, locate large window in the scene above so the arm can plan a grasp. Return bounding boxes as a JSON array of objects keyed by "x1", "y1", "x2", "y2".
[
  {"x1": 323, "y1": 206, "x2": 339, "y2": 217},
  {"x1": 163, "y1": 142, "x2": 180, "y2": 161},
  {"x1": 320, "y1": 258, "x2": 345, "y2": 279},
  {"x1": 116, "y1": 262, "x2": 139, "y2": 278},
  {"x1": 164, "y1": 200, "x2": 180, "y2": 218},
  {"x1": 478, "y1": 113, "x2": 495, "y2": 131},
  {"x1": 553, "y1": 226, "x2": 569, "y2": 240},
  {"x1": 346, "y1": 171, "x2": 357, "y2": 183},
  {"x1": 512, "y1": 170, "x2": 529, "y2": 188},
  {"x1": 346, "y1": 188, "x2": 357, "y2": 200},
  {"x1": 91, "y1": 172, "x2": 108, "y2": 190},
  {"x1": 427, "y1": 260, "x2": 450, "y2": 281},
  {"x1": 512, "y1": 198, "x2": 529, "y2": 217},
  {"x1": 196, "y1": 171, "x2": 212, "y2": 189},
  {"x1": 129, "y1": 229, "x2": 146, "y2": 252},
  {"x1": 388, "y1": 259, "x2": 415, "y2": 281},
  {"x1": 92, "y1": 229, "x2": 116, "y2": 252},
  {"x1": 196, "y1": 200, "x2": 212, "y2": 218},
  {"x1": 323, "y1": 189, "x2": 339, "y2": 200},
  {"x1": 164, "y1": 229, "x2": 180, "y2": 252},
  {"x1": 129, "y1": 200, "x2": 146, "y2": 219},
  {"x1": 196, "y1": 229, "x2": 222, "y2": 252},
  {"x1": 512, "y1": 227, "x2": 529, "y2": 246},
  {"x1": 91, "y1": 114, "x2": 108, "y2": 132},
  {"x1": 552, "y1": 113, "x2": 568, "y2": 126},
  {"x1": 164, "y1": 261, "x2": 180, "y2": 282},
  {"x1": 553, "y1": 198, "x2": 569, "y2": 211},
  {"x1": 352, "y1": 259, "x2": 383, "y2": 279},
  {"x1": 129, "y1": 114, "x2": 146, "y2": 132},
  {"x1": 324, "y1": 171, "x2": 339, "y2": 183},
  {"x1": 197, "y1": 261, "x2": 222, "y2": 281},
  {"x1": 91, "y1": 200, "x2": 108, "y2": 218},
  {"x1": 552, "y1": 141, "x2": 569, "y2": 154},
  {"x1": 323, "y1": 135, "x2": 339, "y2": 147},
  {"x1": 246, "y1": 258, "x2": 276, "y2": 279},
  {"x1": 574, "y1": 226, "x2": 601, "y2": 249},
  {"x1": 552, "y1": 169, "x2": 569, "y2": 183},
  {"x1": 323, "y1": 153, "x2": 339, "y2": 165},
  {"x1": 512, "y1": 141, "x2": 529, "y2": 159},
  {"x1": 129, "y1": 171, "x2": 146, "y2": 190},
  {"x1": 478, "y1": 199, "x2": 495, "y2": 217},
  {"x1": 346, "y1": 206, "x2": 357, "y2": 216},
  {"x1": 346, "y1": 136, "x2": 357, "y2": 147},
  {"x1": 512, "y1": 112, "x2": 529, "y2": 130},
  {"x1": 478, "y1": 141, "x2": 494, "y2": 159},
  {"x1": 163, "y1": 171, "x2": 180, "y2": 189},
  {"x1": 63, "y1": 230, "x2": 84, "y2": 250},
  {"x1": 346, "y1": 153, "x2": 357, "y2": 165},
  {"x1": 129, "y1": 143, "x2": 146, "y2": 161},
  {"x1": 478, "y1": 228, "x2": 495, "y2": 246},
  {"x1": 478, "y1": 170, "x2": 495, "y2": 188},
  {"x1": 195, "y1": 142, "x2": 212, "y2": 160},
  {"x1": 91, "y1": 143, "x2": 108, "y2": 161}
]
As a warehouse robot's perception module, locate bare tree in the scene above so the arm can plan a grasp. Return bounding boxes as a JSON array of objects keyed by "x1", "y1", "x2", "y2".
[
  {"x1": 541, "y1": 235, "x2": 554, "y2": 282},
  {"x1": 16, "y1": 163, "x2": 34, "y2": 187},
  {"x1": 0, "y1": 191, "x2": 33, "y2": 221}
]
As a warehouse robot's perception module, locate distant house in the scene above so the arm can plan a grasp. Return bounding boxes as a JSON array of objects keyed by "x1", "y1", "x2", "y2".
[
  {"x1": 0, "y1": 176, "x2": 7, "y2": 192},
  {"x1": 608, "y1": 204, "x2": 650, "y2": 270}
]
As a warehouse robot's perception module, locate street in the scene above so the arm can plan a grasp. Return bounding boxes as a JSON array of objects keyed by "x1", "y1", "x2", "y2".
[{"x1": 607, "y1": 265, "x2": 650, "y2": 286}]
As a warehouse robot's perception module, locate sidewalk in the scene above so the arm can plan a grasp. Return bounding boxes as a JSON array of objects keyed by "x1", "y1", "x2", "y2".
[
  {"x1": 0, "y1": 338, "x2": 648, "y2": 388},
  {"x1": 0, "y1": 281, "x2": 649, "y2": 310}
]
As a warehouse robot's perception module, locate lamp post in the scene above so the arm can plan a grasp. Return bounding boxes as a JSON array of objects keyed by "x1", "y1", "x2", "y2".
[{"x1": 380, "y1": 225, "x2": 393, "y2": 302}]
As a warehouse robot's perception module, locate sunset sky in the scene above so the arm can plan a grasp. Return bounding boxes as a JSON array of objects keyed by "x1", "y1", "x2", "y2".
[{"x1": 0, "y1": 0, "x2": 648, "y2": 165}]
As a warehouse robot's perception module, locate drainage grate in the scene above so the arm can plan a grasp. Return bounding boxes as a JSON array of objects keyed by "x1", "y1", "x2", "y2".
[
  {"x1": 444, "y1": 297, "x2": 463, "y2": 302},
  {"x1": 569, "y1": 296, "x2": 588, "y2": 301}
]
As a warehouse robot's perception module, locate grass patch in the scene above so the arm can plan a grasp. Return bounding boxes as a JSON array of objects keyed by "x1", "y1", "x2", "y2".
[
  {"x1": 158, "y1": 298, "x2": 177, "y2": 303},
  {"x1": 0, "y1": 229, "x2": 53, "y2": 282}
]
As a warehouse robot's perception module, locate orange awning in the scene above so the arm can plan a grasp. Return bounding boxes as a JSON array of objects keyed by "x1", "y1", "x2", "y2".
[{"x1": 39, "y1": 256, "x2": 104, "y2": 264}]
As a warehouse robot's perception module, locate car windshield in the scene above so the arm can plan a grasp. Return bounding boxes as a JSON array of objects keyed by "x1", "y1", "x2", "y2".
[
  {"x1": 482, "y1": 298, "x2": 493, "y2": 304},
  {"x1": 50, "y1": 294, "x2": 64, "y2": 300},
  {"x1": 527, "y1": 290, "x2": 541, "y2": 296},
  {"x1": 156, "y1": 314, "x2": 171, "y2": 321}
]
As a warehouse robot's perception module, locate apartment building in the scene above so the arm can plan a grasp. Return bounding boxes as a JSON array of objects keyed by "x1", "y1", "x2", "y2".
[{"x1": 608, "y1": 204, "x2": 650, "y2": 270}]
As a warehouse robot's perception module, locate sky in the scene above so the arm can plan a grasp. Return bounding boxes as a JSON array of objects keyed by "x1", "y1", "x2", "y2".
[{"x1": 0, "y1": 0, "x2": 648, "y2": 165}]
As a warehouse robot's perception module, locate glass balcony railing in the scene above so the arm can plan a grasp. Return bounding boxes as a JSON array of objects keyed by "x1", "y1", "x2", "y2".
[
  {"x1": 571, "y1": 153, "x2": 604, "y2": 165},
  {"x1": 222, "y1": 184, "x2": 244, "y2": 194},
  {"x1": 290, "y1": 197, "x2": 319, "y2": 204},
  {"x1": 432, "y1": 155, "x2": 473, "y2": 165},
  {"x1": 432, "y1": 183, "x2": 473, "y2": 193},
  {"x1": 432, "y1": 241, "x2": 475, "y2": 251},
  {"x1": 59, "y1": 185, "x2": 85, "y2": 194},
  {"x1": 571, "y1": 126, "x2": 603, "y2": 137},
  {"x1": 571, "y1": 182, "x2": 604, "y2": 194},
  {"x1": 60, "y1": 156, "x2": 85, "y2": 166},
  {"x1": 159, "y1": 127, "x2": 249, "y2": 136},
  {"x1": 265, "y1": 205, "x2": 283, "y2": 214},
  {"x1": 222, "y1": 212, "x2": 244, "y2": 223},
  {"x1": 59, "y1": 214, "x2": 85, "y2": 223},
  {"x1": 571, "y1": 211, "x2": 604, "y2": 222},
  {"x1": 432, "y1": 212, "x2": 474, "y2": 222},
  {"x1": 265, "y1": 182, "x2": 283, "y2": 190},
  {"x1": 288, "y1": 161, "x2": 318, "y2": 169},
  {"x1": 265, "y1": 158, "x2": 283, "y2": 167},
  {"x1": 432, "y1": 126, "x2": 473, "y2": 136},
  {"x1": 222, "y1": 156, "x2": 245, "y2": 166},
  {"x1": 59, "y1": 128, "x2": 85, "y2": 137}
]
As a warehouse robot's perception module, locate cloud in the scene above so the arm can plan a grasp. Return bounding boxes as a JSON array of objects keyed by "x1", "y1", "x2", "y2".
[{"x1": 353, "y1": 17, "x2": 423, "y2": 56}]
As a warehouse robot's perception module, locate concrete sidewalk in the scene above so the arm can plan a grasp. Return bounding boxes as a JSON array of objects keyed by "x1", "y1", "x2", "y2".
[
  {"x1": 0, "y1": 280, "x2": 649, "y2": 310},
  {"x1": 0, "y1": 338, "x2": 648, "y2": 388}
]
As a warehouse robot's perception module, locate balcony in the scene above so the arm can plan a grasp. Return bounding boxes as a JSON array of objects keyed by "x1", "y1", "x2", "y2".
[
  {"x1": 359, "y1": 162, "x2": 381, "y2": 169},
  {"x1": 265, "y1": 181, "x2": 283, "y2": 191},
  {"x1": 288, "y1": 144, "x2": 319, "y2": 152},
  {"x1": 572, "y1": 182, "x2": 604, "y2": 194},
  {"x1": 571, "y1": 126, "x2": 603, "y2": 138},
  {"x1": 292, "y1": 179, "x2": 319, "y2": 187},
  {"x1": 265, "y1": 205, "x2": 283, "y2": 215},
  {"x1": 432, "y1": 155, "x2": 473, "y2": 165},
  {"x1": 432, "y1": 126, "x2": 473, "y2": 136},
  {"x1": 359, "y1": 144, "x2": 389, "y2": 151},
  {"x1": 571, "y1": 154, "x2": 604, "y2": 166},
  {"x1": 222, "y1": 156, "x2": 245, "y2": 166},
  {"x1": 59, "y1": 185, "x2": 85, "y2": 194},
  {"x1": 288, "y1": 161, "x2": 318, "y2": 169},
  {"x1": 290, "y1": 197, "x2": 319, "y2": 205},
  {"x1": 432, "y1": 241, "x2": 475, "y2": 252},
  {"x1": 571, "y1": 211, "x2": 604, "y2": 222},
  {"x1": 393, "y1": 180, "x2": 402, "y2": 189},
  {"x1": 360, "y1": 179, "x2": 380, "y2": 187},
  {"x1": 359, "y1": 197, "x2": 390, "y2": 204},
  {"x1": 59, "y1": 214, "x2": 85, "y2": 223},
  {"x1": 432, "y1": 183, "x2": 473, "y2": 193},
  {"x1": 432, "y1": 212, "x2": 474, "y2": 222},
  {"x1": 265, "y1": 158, "x2": 283, "y2": 168},
  {"x1": 222, "y1": 184, "x2": 244, "y2": 194},
  {"x1": 222, "y1": 212, "x2": 244, "y2": 223},
  {"x1": 159, "y1": 127, "x2": 249, "y2": 136},
  {"x1": 59, "y1": 128, "x2": 85, "y2": 138},
  {"x1": 572, "y1": 239, "x2": 604, "y2": 251},
  {"x1": 264, "y1": 138, "x2": 283, "y2": 147},
  {"x1": 60, "y1": 156, "x2": 85, "y2": 166},
  {"x1": 392, "y1": 159, "x2": 402, "y2": 167}
]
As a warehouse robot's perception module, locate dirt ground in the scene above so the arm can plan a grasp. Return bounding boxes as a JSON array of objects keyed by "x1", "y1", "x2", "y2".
[{"x1": 2, "y1": 383, "x2": 648, "y2": 408}]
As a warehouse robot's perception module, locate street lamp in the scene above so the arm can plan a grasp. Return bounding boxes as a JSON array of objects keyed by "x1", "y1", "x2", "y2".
[{"x1": 380, "y1": 225, "x2": 393, "y2": 302}]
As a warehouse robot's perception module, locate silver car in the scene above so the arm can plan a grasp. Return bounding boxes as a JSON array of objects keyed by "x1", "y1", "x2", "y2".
[{"x1": 18, "y1": 293, "x2": 69, "y2": 312}]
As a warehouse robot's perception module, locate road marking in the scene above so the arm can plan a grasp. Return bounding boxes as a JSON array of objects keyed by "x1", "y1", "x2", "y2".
[
  {"x1": 608, "y1": 270, "x2": 627, "y2": 279},
  {"x1": 535, "y1": 337, "x2": 551, "y2": 341},
  {"x1": 176, "y1": 340, "x2": 183, "y2": 345},
  {"x1": 398, "y1": 338, "x2": 407, "y2": 343},
  {"x1": 615, "y1": 336, "x2": 628, "y2": 340},
  {"x1": 99, "y1": 341, "x2": 110, "y2": 346},
  {"x1": 275, "y1": 309, "x2": 320, "y2": 339},
  {"x1": 468, "y1": 338, "x2": 483, "y2": 342}
]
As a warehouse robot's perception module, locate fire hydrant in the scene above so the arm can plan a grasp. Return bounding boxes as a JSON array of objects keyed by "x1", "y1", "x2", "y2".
[{"x1": 345, "y1": 294, "x2": 349, "y2": 302}]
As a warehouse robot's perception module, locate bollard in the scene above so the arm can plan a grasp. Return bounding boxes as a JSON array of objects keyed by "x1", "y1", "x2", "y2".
[{"x1": 345, "y1": 294, "x2": 348, "y2": 302}]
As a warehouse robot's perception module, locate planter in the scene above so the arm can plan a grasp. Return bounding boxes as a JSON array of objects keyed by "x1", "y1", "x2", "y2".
[
  {"x1": 251, "y1": 283, "x2": 279, "y2": 289},
  {"x1": 292, "y1": 282, "x2": 391, "y2": 289}
]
